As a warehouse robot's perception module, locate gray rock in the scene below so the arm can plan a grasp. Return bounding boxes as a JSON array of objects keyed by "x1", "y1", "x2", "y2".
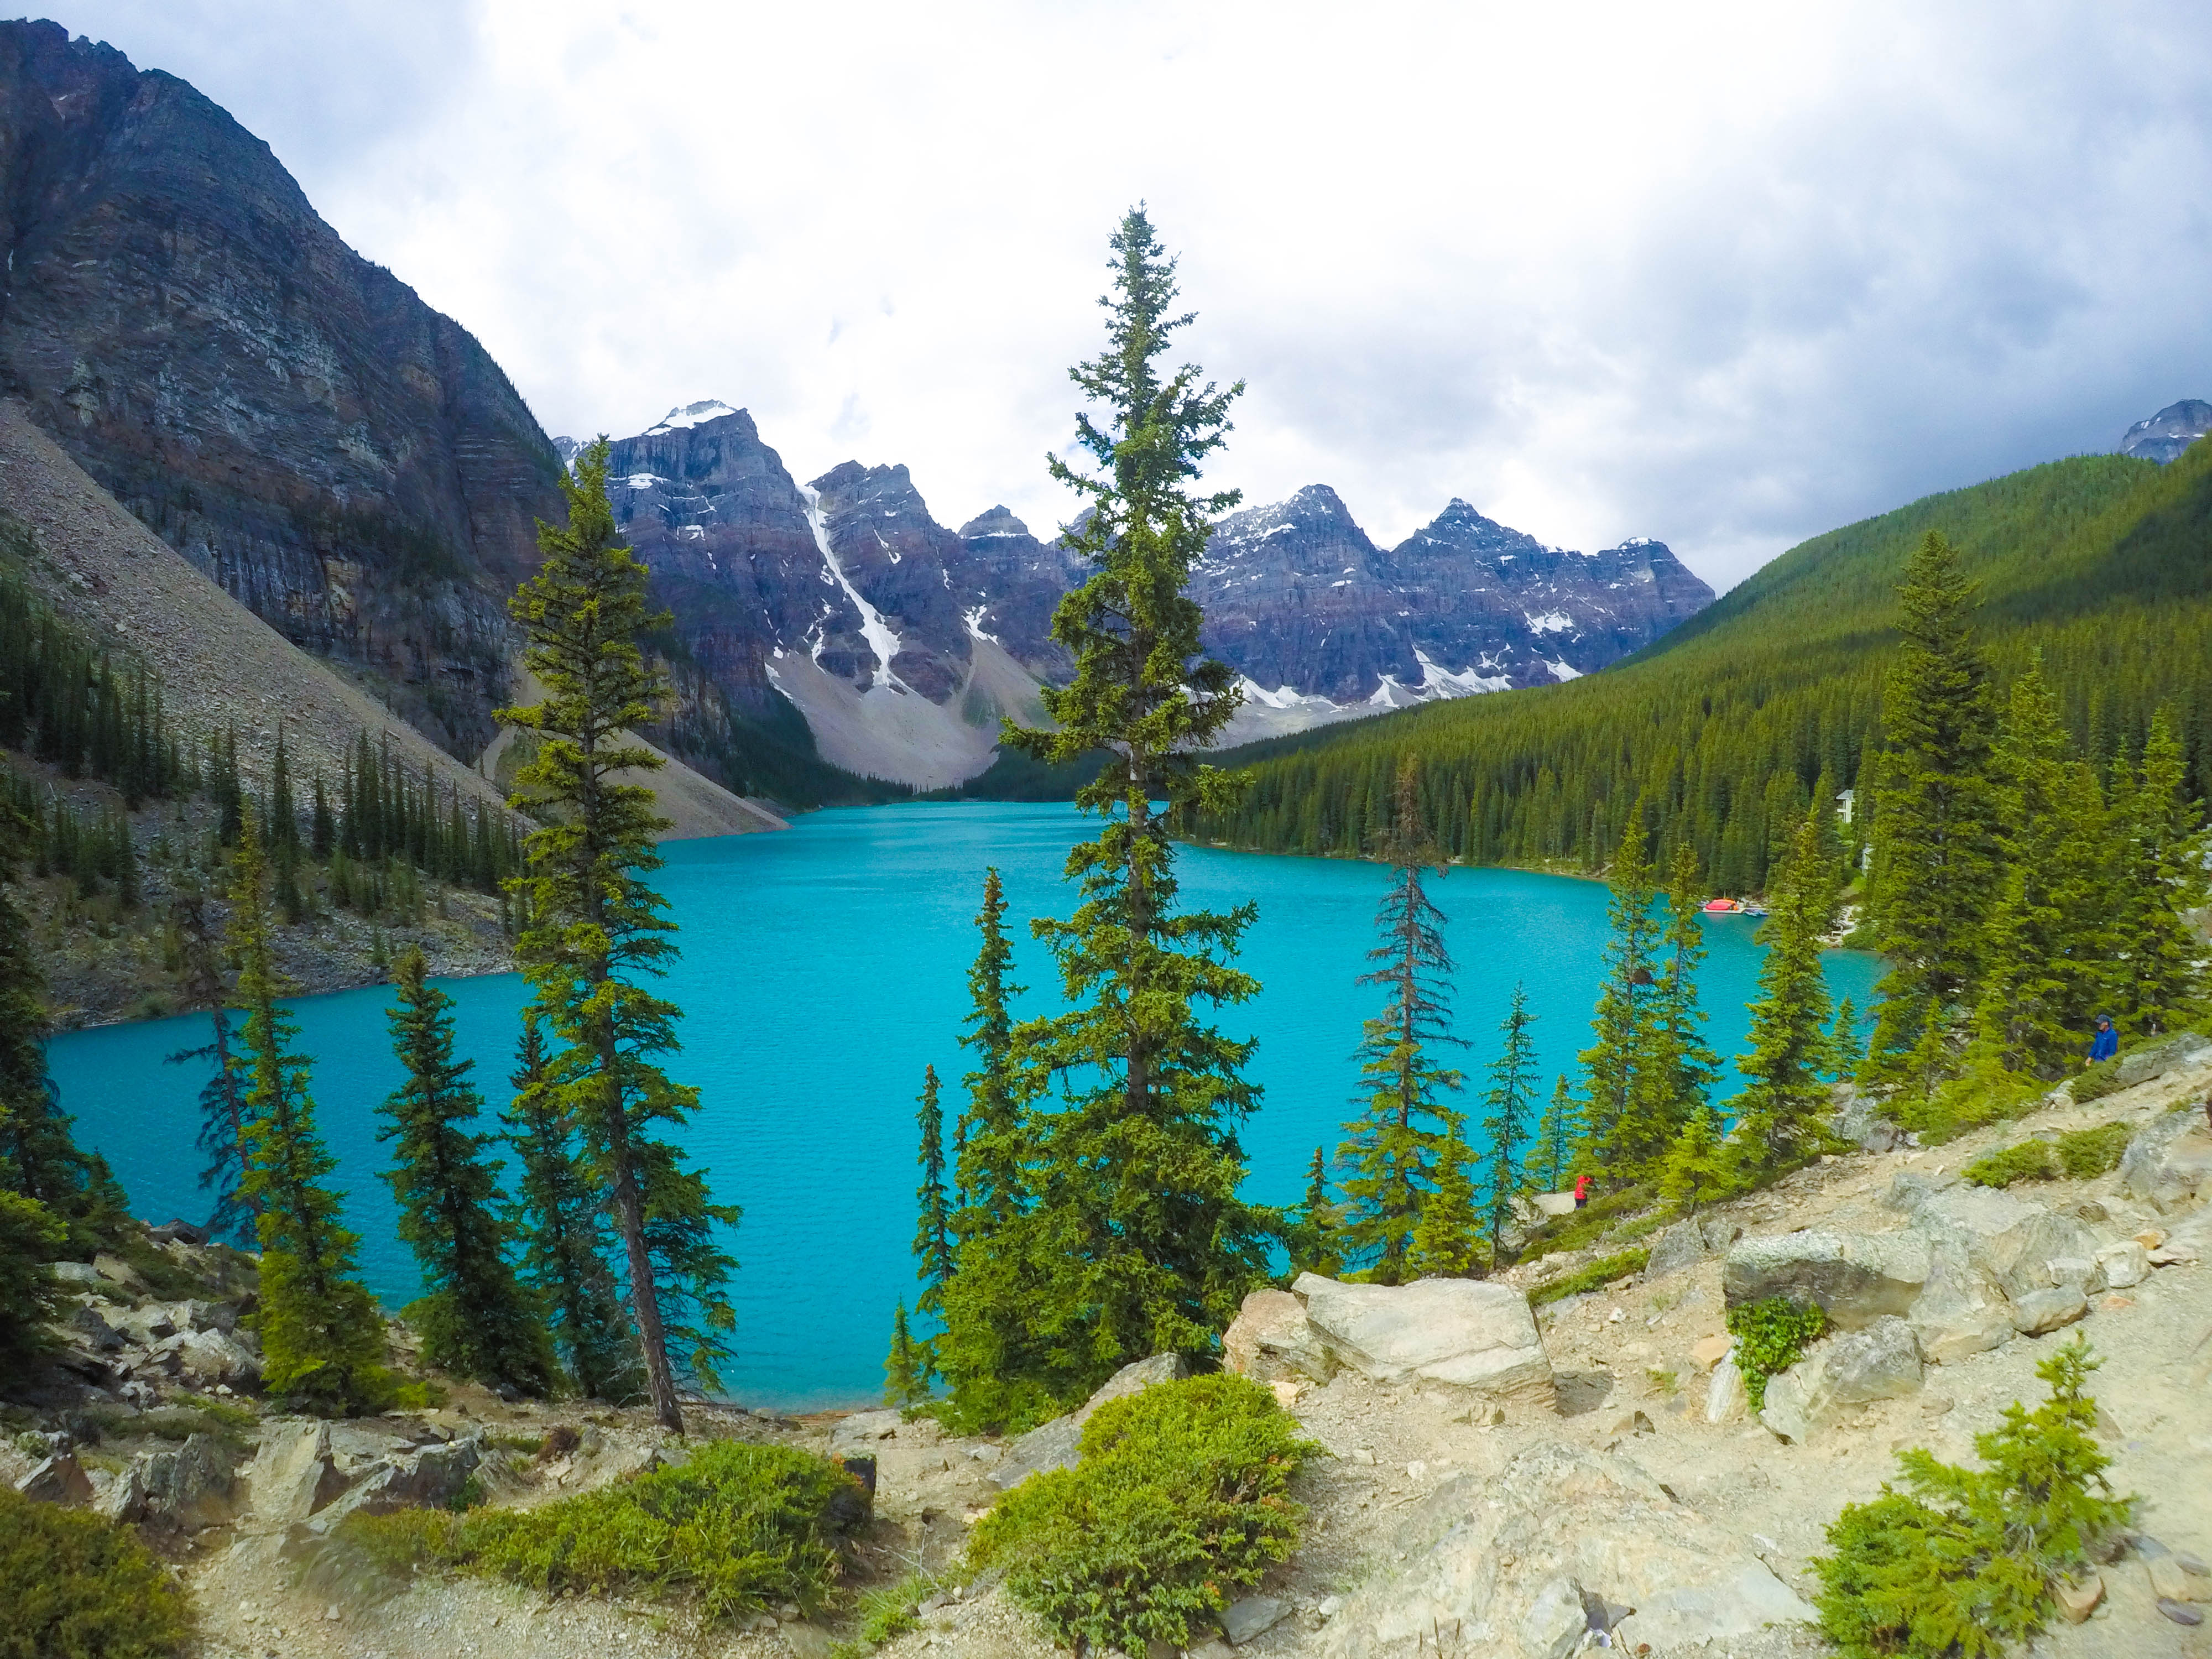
[
  {"x1": 1911, "y1": 1187, "x2": 2104, "y2": 1299},
  {"x1": 1722, "y1": 1230, "x2": 1932, "y2": 1328},
  {"x1": 1884, "y1": 1170, "x2": 1958, "y2": 1213},
  {"x1": 2115, "y1": 1031, "x2": 2212, "y2": 1090},
  {"x1": 1223, "y1": 1288, "x2": 1336, "y2": 1384},
  {"x1": 306, "y1": 1434, "x2": 482, "y2": 1532},
  {"x1": 15, "y1": 1454, "x2": 93, "y2": 1505},
  {"x1": 2119, "y1": 1111, "x2": 2212, "y2": 1215},
  {"x1": 1834, "y1": 1086, "x2": 1905, "y2": 1154},
  {"x1": 1760, "y1": 1317, "x2": 1923, "y2": 1442},
  {"x1": 1220, "y1": 1593, "x2": 1290, "y2": 1645},
  {"x1": 135, "y1": 1434, "x2": 239, "y2": 1530},
  {"x1": 96, "y1": 1459, "x2": 146, "y2": 1522},
  {"x1": 1318, "y1": 1442, "x2": 1811, "y2": 1659},
  {"x1": 249, "y1": 1421, "x2": 349, "y2": 1524},
  {"x1": 2096, "y1": 1239, "x2": 2149, "y2": 1288},
  {"x1": 1907, "y1": 1237, "x2": 2018, "y2": 1364},
  {"x1": 1517, "y1": 1576, "x2": 1588, "y2": 1659},
  {"x1": 1293, "y1": 1274, "x2": 1555, "y2": 1405},
  {"x1": 828, "y1": 1410, "x2": 902, "y2": 1448},
  {"x1": 69, "y1": 1304, "x2": 124, "y2": 1352},
  {"x1": 49, "y1": 1260, "x2": 103, "y2": 1287},
  {"x1": 2010, "y1": 1286, "x2": 2089, "y2": 1335},
  {"x1": 1704, "y1": 1357, "x2": 1749, "y2": 1425},
  {"x1": 989, "y1": 1354, "x2": 1191, "y2": 1490},
  {"x1": 1644, "y1": 1222, "x2": 1710, "y2": 1280},
  {"x1": 176, "y1": 1328, "x2": 260, "y2": 1386}
]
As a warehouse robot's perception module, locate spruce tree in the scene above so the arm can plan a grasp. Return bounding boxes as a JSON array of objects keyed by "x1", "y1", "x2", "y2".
[
  {"x1": 1524, "y1": 1076, "x2": 1580, "y2": 1195},
  {"x1": 1658, "y1": 1104, "x2": 1734, "y2": 1215},
  {"x1": 1734, "y1": 806, "x2": 1840, "y2": 1175},
  {"x1": 1338, "y1": 759, "x2": 1466, "y2": 1283},
  {"x1": 1478, "y1": 984, "x2": 1538, "y2": 1258},
  {"x1": 1958, "y1": 664, "x2": 2114, "y2": 1092},
  {"x1": 379, "y1": 948, "x2": 553, "y2": 1395},
  {"x1": 0, "y1": 1189, "x2": 66, "y2": 1379},
  {"x1": 229, "y1": 807, "x2": 389, "y2": 1411},
  {"x1": 1863, "y1": 531, "x2": 1999, "y2": 1100},
  {"x1": 952, "y1": 868, "x2": 1026, "y2": 1237},
  {"x1": 884, "y1": 1301, "x2": 930, "y2": 1409},
  {"x1": 980, "y1": 206, "x2": 1272, "y2": 1395},
  {"x1": 1289, "y1": 1146, "x2": 1342, "y2": 1278},
  {"x1": 1578, "y1": 800, "x2": 1663, "y2": 1173},
  {"x1": 2108, "y1": 712, "x2": 2209, "y2": 1036},
  {"x1": 501, "y1": 438, "x2": 734, "y2": 1433},
  {"x1": 503, "y1": 1014, "x2": 639, "y2": 1401},
  {"x1": 1405, "y1": 1126, "x2": 1483, "y2": 1278},
  {"x1": 902, "y1": 1063, "x2": 953, "y2": 1389},
  {"x1": 1635, "y1": 843, "x2": 1721, "y2": 1146},
  {"x1": 165, "y1": 877, "x2": 257, "y2": 1245}
]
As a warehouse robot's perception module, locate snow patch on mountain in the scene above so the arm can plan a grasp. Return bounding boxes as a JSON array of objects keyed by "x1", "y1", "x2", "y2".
[
  {"x1": 801, "y1": 483, "x2": 905, "y2": 691},
  {"x1": 646, "y1": 399, "x2": 740, "y2": 435}
]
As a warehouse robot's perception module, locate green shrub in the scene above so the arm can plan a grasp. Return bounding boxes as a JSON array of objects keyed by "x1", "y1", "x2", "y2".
[
  {"x1": 1812, "y1": 1337, "x2": 2131, "y2": 1659},
  {"x1": 968, "y1": 1374, "x2": 1316, "y2": 1652},
  {"x1": 1962, "y1": 1141, "x2": 2062, "y2": 1188},
  {"x1": 1726, "y1": 1296, "x2": 1829, "y2": 1411},
  {"x1": 2055, "y1": 1121, "x2": 2133, "y2": 1180},
  {"x1": 1520, "y1": 1183, "x2": 1655, "y2": 1261},
  {"x1": 1529, "y1": 1248, "x2": 1651, "y2": 1307},
  {"x1": 339, "y1": 1440, "x2": 858, "y2": 1620},
  {"x1": 0, "y1": 1193, "x2": 66, "y2": 1381},
  {"x1": 2069, "y1": 1058, "x2": 2122, "y2": 1104},
  {"x1": 0, "y1": 1484, "x2": 196, "y2": 1657}
]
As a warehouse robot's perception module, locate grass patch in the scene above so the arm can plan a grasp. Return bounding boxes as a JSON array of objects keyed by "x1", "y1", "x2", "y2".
[
  {"x1": 968, "y1": 1374, "x2": 1316, "y2": 1653},
  {"x1": 0, "y1": 1484, "x2": 195, "y2": 1657},
  {"x1": 1519, "y1": 1183, "x2": 1656, "y2": 1262},
  {"x1": 77, "y1": 1397, "x2": 257, "y2": 1449},
  {"x1": 1529, "y1": 1248, "x2": 1651, "y2": 1307},
  {"x1": 336, "y1": 1439, "x2": 860, "y2": 1621},
  {"x1": 2056, "y1": 1121, "x2": 2133, "y2": 1180},
  {"x1": 1726, "y1": 1296, "x2": 1828, "y2": 1412}
]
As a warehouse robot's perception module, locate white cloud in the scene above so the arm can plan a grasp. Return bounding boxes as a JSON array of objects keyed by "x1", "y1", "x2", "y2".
[{"x1": 45, "y1": 0, "x2": 2212, "y2": 588}]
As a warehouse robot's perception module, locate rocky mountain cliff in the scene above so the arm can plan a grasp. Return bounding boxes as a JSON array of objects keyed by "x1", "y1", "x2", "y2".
[
  {"x1": 0, "y1": 19, "x2": 566, "y2": 755},
  {"x1": 2119, "y1": 398, "x2": 2212, "y2": 463},
  {"x1": 1196, "y1": 486, "x2": 1713, "y2": 740}
]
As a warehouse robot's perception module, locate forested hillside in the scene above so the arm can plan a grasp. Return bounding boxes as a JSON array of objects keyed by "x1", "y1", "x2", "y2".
[{"x1": 1192, "y1": 441, "x2": 2212, "y2": 891}]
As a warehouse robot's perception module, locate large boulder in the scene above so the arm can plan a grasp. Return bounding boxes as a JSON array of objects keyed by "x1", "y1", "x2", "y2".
[
  {"x1": 247, "y1": 1421, "x2": 349, "y2": 1525},
  {"x1": 1222, "y1": 1288, "x2": 1335, "y2": 1384},
  {"x1": 1721, "y1": 1230, "x2": 1931, "y2": 1328},
  {"x1": 1759, "y1": 1317, "x2": 1923, "y2": 1442},
  {"x1": 1644, "y1": 1222, "x2": 1709, "y2": 1280},
  {"x1": 988, "y1": 1353, "x2": 1191, "y2": 1491},
  {"x1": 1906, "y1": 1237, "x2": 2018, "y2": 1364},
  {"x1": 1910, "y1": 1187, "x2": 2105, "y2": 1299},
  {"x1": 1292, "y1": 1274, "x2": 1554, "y2": 1405},
  {"x1": 106, "y1": 1434, "x2": 241, "y2": 1530},
  {"x1": 15, "y1": 1454, "x2": 94, "y2": 1505},
  {"x1": 2119, "y1": 1110, "x2": 2212, "y2": 1215},
  {"x1": 176, "y1": 1328, "x2": 261, "y2": 1386},
  {"x1": 1318, "y1": 1442, "x2": 1812, "y2": 1659},
  {"x1": 306, "y1": 1434, "x2": 483, "y2": 1533},
  {"x1": 2115, "y1": 1031, "x2": 2212, "y2": 1091}
]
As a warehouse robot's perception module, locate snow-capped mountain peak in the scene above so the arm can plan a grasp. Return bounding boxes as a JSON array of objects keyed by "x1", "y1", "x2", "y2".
[{"x1": 646, "y1": 399, "x2": 740, "y2": 435}]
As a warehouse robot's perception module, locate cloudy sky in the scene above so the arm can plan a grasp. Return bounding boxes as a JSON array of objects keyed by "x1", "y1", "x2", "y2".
[{"x1": 43, "y1": 1, "x2": 2212, "y2": 588}]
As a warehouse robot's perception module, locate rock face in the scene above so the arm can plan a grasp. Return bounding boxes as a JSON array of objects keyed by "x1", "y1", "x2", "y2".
[
  {"x1": 2117, "y1": 400, "x2": 2212, "y2": 464},
  {"x1": 2115, "y1": 1031, "x2": 2212, "y2": 1090},
  {"x1": 1194, "y1": 488, "x2": 1713, "y2": 733},
  {"x1": 1222, "y1": 1287, "x2": 1338, "y2": 1384},
  {"x1": 2120, "y1": 1110, "x2": 2212, "y2": 1214},
  {"x1": 0, "y1": 20, "x2": 566, "y2": 755},
  {"x1": 1291, "y1": 1273, "x2": 1554, "y2": 1405},
  {"x1": 988, "y1": 1353, "x2": 1191, "y2": 1491},
  {"x1": 1319, "y1": 1443, "x2": 1812, "y2": 1659},
  {"x1": 1759, "y1": 1317, "x2": 1923, "y2": 1442},
  {"x1": 1721, "y1": 1230, "x2": 1932, "y2": 1327}
]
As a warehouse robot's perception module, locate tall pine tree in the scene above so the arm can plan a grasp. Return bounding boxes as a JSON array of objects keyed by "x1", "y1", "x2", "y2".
[
  {"x1": 1338, "y1": 758, "x2": 1466, "y2": 1283},
  {"x1": 2108, "y1": 712, "x2": 2209, "y2": 1036},
  {"x1": 503, "y1": 1014, "x2": 639, "y2": 1401},
  {"x1": 1524, "y1": 1076, "x2": 1580, "y2": 1196},
  {"x1": 1478, "y1": 984, "x2": 1538, "y2": 1259},
  {"x1": 1578, "y1": 800, "x2": 1663, "y2": 1175},
  {"x1": 501, "y1": 438, "x2": 734, "y2": 1432},
  {"x1": 380, "y1": 948, "x2": 553, "y2": 1395},
  {"x1": 165, "y1": 875, "x2": 257, "y2": 1246},
  {"x1": 1863, "y1": 531, "x2": 1999, "y2": 1102},
  {"x1": 230, "y1": 807, "x2": 389, "y2": 1411},
  {"x1": 977, "y1": 206, "x2": 1274, "y2": 1397},
  {"x1": 951, "y1": 868, "x2": 1026, "y2": 1236},
  {"x1": 1733, "y1": 805, "x2": 1840, "y2": 1175}
]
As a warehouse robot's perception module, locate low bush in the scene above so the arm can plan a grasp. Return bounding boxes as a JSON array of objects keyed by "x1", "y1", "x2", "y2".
[
  {"x1": 1811, "y1": 1336, "x2": 2131, "y2": 1659},
  {"x1": 968, "y1": 1374, "x2": 1316, "y2": 1653},
  {"x1": 2055, "y1": 1121, "x2": 2133, "y2": 1180},
  {"x1": 1726, "y1": 1296, "x2": 1829, "y2": 1411},
  {"x1": 0, "y1": 1484, "x2": 195, "y2": 1657},
  {"x1": 1963, "y1": 1141, "x2": 2061, "y2": 1188},
  {"x1": 2069, "y1": 1058, "x2": 2122, "y2": 1104},
  {"x1": 1529, "y1": 1248, "x2": 1651, "y2": 1307},
  {"x1": 336, "y1": 1440, "x2": 859, "y2": 1620}
]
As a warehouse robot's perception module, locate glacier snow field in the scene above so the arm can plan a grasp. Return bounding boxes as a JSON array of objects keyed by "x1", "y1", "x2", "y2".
[{"x1": 45, "y1": 801, "x2": 1879, "y2": 1410}]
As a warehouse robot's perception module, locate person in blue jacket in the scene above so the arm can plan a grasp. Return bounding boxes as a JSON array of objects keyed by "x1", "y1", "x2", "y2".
[{"x1": 2089, "y1": 1014, "x2": 2119, "y2": 1063}]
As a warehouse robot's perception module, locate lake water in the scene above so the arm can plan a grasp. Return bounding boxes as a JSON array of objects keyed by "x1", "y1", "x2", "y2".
[{"x1": 46, "y1": 802, "x2": 1879, "y2": 1409}]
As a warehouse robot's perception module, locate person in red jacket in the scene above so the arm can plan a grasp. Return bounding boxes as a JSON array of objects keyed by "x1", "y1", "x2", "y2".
[{"x1": 1574, "y1": 1173, "x2": 1591, "y2": 1209}]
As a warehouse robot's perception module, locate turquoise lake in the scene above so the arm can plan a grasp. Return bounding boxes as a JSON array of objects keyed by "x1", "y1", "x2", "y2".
[{"x1": 45, "y1": 802, "x2": 1880, "y2": 1410}]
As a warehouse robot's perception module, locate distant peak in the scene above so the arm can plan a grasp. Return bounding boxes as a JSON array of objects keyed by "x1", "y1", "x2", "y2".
[
  {"x1": 2118, "y1": 399, "x2": 2212, "y2": 464},
  {"x1": 961, "y1": 505, "x2": 1030, "y2": 539},
  {"x1": 645, "y1": 399, "x2": 740, "y2": 435}
]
